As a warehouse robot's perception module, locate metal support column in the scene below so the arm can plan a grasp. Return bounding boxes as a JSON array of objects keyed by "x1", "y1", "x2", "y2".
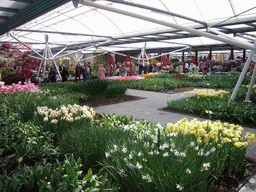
[{"x1": 229, "y1": 40, "x2": 256, "y2": 102}]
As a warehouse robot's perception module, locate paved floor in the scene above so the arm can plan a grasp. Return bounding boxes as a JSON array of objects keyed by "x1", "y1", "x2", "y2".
[{"x1": 94, "y1": 88, "x2": 256, "y2": 191}]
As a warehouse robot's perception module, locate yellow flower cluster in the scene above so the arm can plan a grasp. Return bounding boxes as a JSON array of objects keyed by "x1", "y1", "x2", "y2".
[
  {"x1": 186, "y1": 89, "x2": 229, "y2": 97},
  {"x1": 138, "y1": 74, "x2": 156, "y2": 78},
  {"x1": 187, "y1": 75, "x2": 205, "y2": 79},
  {"x1": 36, "y1": 104, "x2": 95, "y2": 123},
  {"x1": 165, "y1": 118, "x2": 255, "y2": 148}
]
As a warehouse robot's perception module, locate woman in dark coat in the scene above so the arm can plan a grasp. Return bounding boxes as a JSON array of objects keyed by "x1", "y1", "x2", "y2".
[
  {"x1": 48, "y1": 68, "x2": 56, "y2": 83},
  {"x1": 61, "y1": 67, "x2": 69, "y2": 82}
]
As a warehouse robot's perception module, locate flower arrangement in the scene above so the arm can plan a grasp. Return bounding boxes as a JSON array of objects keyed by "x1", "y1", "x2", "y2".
[
  {"x1": 34, "y1": 104, "x2": 95, "y2": 133},
  {"x1": 173, "y1": 74, "x2": 188, "y2": 78},
  {"x1": 101, "y1": 115, "x2": 255, "y2": 191},
  {"x1": 185, "y1": 88, "x2": 229, "y2": 97},
  {"x1": 107, "y1": 75, "x2": 144, "y2": 81},
  {"x1": 166, "y1": 118, "x2": 255, "y2": 148},
  {"x1": 0, "y1": 81, "x2": 42, "y2": 95},
  {"x1": 187, "y1": 74, "x2": 206, "y2": 79},
  {"x1": 138, "y1": 74, "x2": 156, "y2": 78}
]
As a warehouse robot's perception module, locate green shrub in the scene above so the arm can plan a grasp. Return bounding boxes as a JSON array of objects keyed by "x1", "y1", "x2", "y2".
[
  {"x1": 67, "y1": 68, "x2": 75, "y2": 76},
  {"x1": 105, "y1": 83, "x2": 127, "y2": 97},
  {"x1": 0, "y1": 154, "x2": 117, "y2": 192}
]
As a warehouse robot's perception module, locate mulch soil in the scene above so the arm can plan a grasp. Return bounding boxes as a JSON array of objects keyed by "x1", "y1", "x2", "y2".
[
  {"x1": 78, "y1": 87, "x2": 256, "y2": 192},
  {"x1": 79, "y1": 95, "x2": 145, "y2": 108}
]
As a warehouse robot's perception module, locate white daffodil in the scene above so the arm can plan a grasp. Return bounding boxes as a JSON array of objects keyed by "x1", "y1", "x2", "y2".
[
  {"x1": 136, "y1": 162, "x2": 142, "y2": 169},
  {"x1": 176, "y1": 184, "x2": 184, "y2": 191}
]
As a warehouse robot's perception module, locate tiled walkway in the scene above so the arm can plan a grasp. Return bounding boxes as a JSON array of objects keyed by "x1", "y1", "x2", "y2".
[{"x1": 94, "y1": 88, "x2": 256, "y2": 191}]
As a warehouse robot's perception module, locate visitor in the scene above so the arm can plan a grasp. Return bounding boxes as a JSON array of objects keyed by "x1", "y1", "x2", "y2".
[
  {"x1": 24, "y1": 67, "x2": 31, "y2": 82},
  {"x1": 202, "y1": 64, "x2": 209, "y2": 75},
  {"x1": 119, "y1": 64, "x2": 125, "y2": 77},
  {"x1": 98, "y1": 64, "x2": 106, "y2": 80},
  {"x1": 152, "y1": 64, "x2": 157, "y2": 73},
  {"x1": 149, "y1": 63, "x2": 153, "y2": 73},
  {"x1": 139, "y1": 64, "x2": 143, "y2": 74},
  {"x1": 48, "y1": 68, "x2": 56, "y2": 83},
  {"x1": 135, "y1": 64, "x2": 139, "y2": 75},
  {"x1": 87, "y1": 62, "x2": 92, "y2": 78},
  {"x1": 75, "y1": 64, "x2": 81, "y2": 83},
  {"x1": 144, "y1": 64, "x2": 148, "y2": 74},
  {"x1": 85, "y1": 64, "x2": 91, "y2": 81},
  {"x1": 61, "y1": 67, "x2": 69, "y2": 82},
  {"x1": 81, "y1": 65, "x2": 86, "y2": 80}
]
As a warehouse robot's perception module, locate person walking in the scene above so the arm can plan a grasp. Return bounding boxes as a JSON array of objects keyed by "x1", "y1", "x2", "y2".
[
  {"x1": 48, "y1": 68, "x2": 56, "y2": 83},
  {"x1": 85, "y1": 64, "x2": 91, "y2": 81},
  {"x1": 61, "y1": 67, "x2": 69, "y2": 82},
  {"x1": 75, "y1": 64, "x2": 81, "y2": 83},
  {"x1": 98, "y1": 64, "x2": 106, "y2": 80}
]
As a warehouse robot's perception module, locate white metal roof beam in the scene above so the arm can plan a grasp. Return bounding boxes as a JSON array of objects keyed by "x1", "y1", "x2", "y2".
[
  {"x1": 13, "y1": 29, "x2": 113, "y2": 38},
  {"x1": 77, "y1": 0, "x2": 254, "y2": 50}
]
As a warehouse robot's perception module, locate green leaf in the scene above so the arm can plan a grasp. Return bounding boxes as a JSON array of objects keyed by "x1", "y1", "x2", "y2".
[
  {"x1": 97, "y1": 167, "x2": 105, "y2": 177},
  {"x1": 101, "y1": 173, "x2": 108, "y2": 186},
  {"x1": 0, "y1": 149, "x2": 4, "y2": 156},
  {"x1": 74, "y1": 186, "x2": 82, "y2": 192},
  {"x1": 84, "y1": 168, "x2": 92, "y2": 181}
]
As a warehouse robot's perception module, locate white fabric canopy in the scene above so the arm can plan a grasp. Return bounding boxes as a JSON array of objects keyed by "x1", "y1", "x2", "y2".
[{"x1": 0, "y1": 0, "x2": 256, "y2": 53}]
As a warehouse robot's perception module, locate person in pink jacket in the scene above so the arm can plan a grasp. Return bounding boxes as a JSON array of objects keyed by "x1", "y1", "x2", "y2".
[{"x1": 98, "y1": 64, "x2": 106, "y2": 80}]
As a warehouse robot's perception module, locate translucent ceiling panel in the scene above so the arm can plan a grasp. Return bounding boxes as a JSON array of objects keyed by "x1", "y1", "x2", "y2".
[
  {"x1": 232, "y1": 0, "x2": 256, "y2": 16},
  {"x1": 1, "y1": 0, "x2": 256, "y2": 52}
]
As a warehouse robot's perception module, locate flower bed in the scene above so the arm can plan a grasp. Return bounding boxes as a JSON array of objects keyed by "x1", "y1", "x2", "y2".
[
  {"x1": 107, "y1": 75, "x2": 144, "y2": 81},
  {"x1": 0, "y1": 81, "x2": 42, "y2": 94},
  {"x1": 167, "y1": 87, "x2": 256, "y2": 125},
  {"x1": 100, "y1": 115, "x2": 255, "y2": 191},
  {"x1": 173, "y1": 74, "x2": 188, "y2": 78},
  {"x1": 138, "y1": 74, "x2": 156, "y2": 77},
  {"x1": 1, "y1": 82, "x2": 256, "y2": 191}
]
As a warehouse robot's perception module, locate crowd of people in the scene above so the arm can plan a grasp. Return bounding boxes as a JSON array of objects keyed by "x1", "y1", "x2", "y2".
[
  {"x1": 20, "y1": 58, "x2": 255, "y2": 84},
  {"x1": 75, "y1": 63, "x2": 91, "y2": 82}
]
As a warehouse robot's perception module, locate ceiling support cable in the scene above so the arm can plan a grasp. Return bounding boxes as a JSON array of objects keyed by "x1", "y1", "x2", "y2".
[
  {"x1": 209, "y1": 6, "x2": 256, "y2": 28},
  {"x1": 104, "y1": 0, "x2": 207, "y2": 27}
]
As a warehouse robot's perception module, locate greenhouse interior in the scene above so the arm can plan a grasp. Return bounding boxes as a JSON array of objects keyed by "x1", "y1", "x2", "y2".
[{"x1": 1, "y1": 0, "x2": 256, "y2": 192}]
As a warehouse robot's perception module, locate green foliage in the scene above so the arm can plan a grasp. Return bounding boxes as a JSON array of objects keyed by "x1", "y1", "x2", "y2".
[
  {"x1": 1, "y1": 89, "x2": 75, "y2": 123},
  {"x1": 91, "y1": 70, "x2": 98, "y2": 78},
  {"x1": 167, "y1": 88, "x2": 256, "y2": 125},
  {"x1": 105, "y1": 83, "x2": 127, "y2": 97},
  {"x1": 119, "y1": 73, "x2": 251, "y2": 91},
  {"x1": 0, "y1": 154, "x2": 117, "y2": 192},
  {"x1": 0, "y1": 122, "x2": 59, "y2": 182},
  {"x1": 53, "y1": 80, "x2": 128, "y2": 99},
  {"x1": 1, "y1": 73, "x2": 255, "y2": 191},
  {"x1": 67, "y1": 68, "x2": 75, "y2": 76},
  {"x1": 60, "y1": 115, "x2": 133, "y2": 167},
  {"x1": 98, "y1": 115, "x2": 250, "y2": 191}
]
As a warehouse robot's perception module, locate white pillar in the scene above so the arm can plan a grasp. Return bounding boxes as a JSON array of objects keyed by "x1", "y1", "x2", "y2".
[
  {"x1": 229, "y1": 40, "x2": 256, "y2": 102},
  {"x1": 245, "y1": 63, "x2": 256, "y2": 102}
]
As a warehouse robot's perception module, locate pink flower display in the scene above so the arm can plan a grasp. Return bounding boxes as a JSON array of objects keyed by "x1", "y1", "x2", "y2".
[
  {"x1": 0, "y1": 81, "x2": 43, "y2": 95},
  {"x1": 106, "y1": 75, "x2": 145, "y2": 81}
]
